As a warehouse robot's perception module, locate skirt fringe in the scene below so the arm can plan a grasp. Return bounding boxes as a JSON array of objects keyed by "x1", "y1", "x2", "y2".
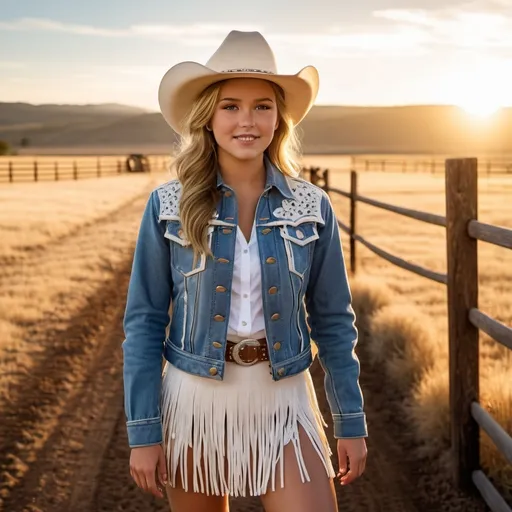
[{"x1": 160, "y1": 360, "x2": 336, "y2": 497}]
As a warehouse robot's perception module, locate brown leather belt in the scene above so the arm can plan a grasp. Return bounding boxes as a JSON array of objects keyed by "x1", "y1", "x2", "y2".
[{"x1": 225, "y1": 337, "x2": 269, "y2": 365}]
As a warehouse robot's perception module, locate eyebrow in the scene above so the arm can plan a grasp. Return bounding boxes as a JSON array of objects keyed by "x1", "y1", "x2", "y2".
[{"x1": 219, "y1": 97, "x2": 274, "y2": 103}]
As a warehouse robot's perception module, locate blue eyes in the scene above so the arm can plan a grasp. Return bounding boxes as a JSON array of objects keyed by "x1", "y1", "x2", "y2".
[{"x1": 222, "y1": 104, "x2": 271, "y2": 111}]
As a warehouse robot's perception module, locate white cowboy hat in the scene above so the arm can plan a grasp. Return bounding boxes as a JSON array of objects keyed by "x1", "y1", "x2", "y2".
[{"x1": 158, "y1": 30, "x2": 319, "y2": 135}]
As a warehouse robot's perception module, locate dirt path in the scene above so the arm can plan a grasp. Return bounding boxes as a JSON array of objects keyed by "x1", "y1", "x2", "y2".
[{"x1": 0, "y1": 196, "x2": 490, "y2": 511}]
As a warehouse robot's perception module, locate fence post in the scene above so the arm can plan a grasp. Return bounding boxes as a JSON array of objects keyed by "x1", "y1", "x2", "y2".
[
  {"x1": 73, "y1": 161, "x2": 78, "y2": 180},
  {"x1": 309, "y1": 167, "x2": 317, "y2": 186},
  {"x1": 117, "y1": 160, "x2": 122, "y2": 174},
  {"x1": 323, "y1": 168, "x2": 330, "y2": 192},
  {"x1": 9, "y1": 161, "x2": 13, "y2": 183},
  {"x1": 97, "y1": 157, "x2": 101, "y2": 178},
  {"x1": 350, "y1": 170, "x2": 357, "y2": 274},
  {"x1": 33, "y1": 161, "x2": 38, "y2": 182},
  {"x1": 54, "y1": 162, "x2": 59, "y2": 181},
  {"x1": 445, "y1": 157, "x2": 479, "y2": 493}
]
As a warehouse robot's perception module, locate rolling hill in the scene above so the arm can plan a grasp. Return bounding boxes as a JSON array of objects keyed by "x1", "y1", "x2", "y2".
[{"x1": 0, "y1": 102, "x2": 510, "y2": 155}]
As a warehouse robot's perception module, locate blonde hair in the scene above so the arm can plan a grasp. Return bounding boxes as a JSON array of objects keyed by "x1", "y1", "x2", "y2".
[{"x1": 171, "y1": 78, "x2": 303, "y2": 266}]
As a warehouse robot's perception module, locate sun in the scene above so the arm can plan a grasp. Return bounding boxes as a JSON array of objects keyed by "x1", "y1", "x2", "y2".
[{"x1": 459, "y1": 99, "x2": 502, "y2": 118}]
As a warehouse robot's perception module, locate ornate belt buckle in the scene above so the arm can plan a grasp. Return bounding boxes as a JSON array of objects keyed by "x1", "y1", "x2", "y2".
[{"x1": 232, "y1": 338, "x2": 261, "y2": 366}]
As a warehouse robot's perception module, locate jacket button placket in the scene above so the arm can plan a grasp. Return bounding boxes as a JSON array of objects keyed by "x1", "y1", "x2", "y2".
[
  {"x1": 257, "y1": 195, "x2": 280, "y2": 372},
  {"x1": 210, "y1": 187, "x2": 237, "y2": 361}
]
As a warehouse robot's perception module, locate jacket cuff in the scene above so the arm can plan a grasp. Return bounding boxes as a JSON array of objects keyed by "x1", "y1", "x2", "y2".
[
  {"x1": 127, "y1": 417, "x2": 163, "y2": 447},
  {"x1": 333, "y1": 413, "x2": 368, "y2": 438}
]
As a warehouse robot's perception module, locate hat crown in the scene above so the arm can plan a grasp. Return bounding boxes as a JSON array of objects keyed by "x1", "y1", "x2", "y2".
[{"x1": 205, "y1": 31, "x2": 277, "y2": 74}]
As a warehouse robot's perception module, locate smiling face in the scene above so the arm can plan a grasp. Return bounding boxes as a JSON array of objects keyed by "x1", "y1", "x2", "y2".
[{"x1": 209, "y1": 78, "x2": 280, "y2": 165}]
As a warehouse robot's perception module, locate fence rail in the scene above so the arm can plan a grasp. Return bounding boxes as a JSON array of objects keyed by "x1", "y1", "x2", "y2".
[
  {"x1": 308, "y1": 159, "x2": 512, "y2": 512},
  {"x1": 351, "y1": 156, "x2": 512, "y2": 175}
]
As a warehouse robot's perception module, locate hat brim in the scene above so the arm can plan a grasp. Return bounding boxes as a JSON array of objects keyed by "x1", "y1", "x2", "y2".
[{"x1": 158, "y1": 61, "x2": 319, "y2": 135}]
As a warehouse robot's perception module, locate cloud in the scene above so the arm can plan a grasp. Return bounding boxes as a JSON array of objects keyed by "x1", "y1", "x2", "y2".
[
  {"x1": 0, "y1": 17, "x2": 433, "y2": 58},
  {"x1": 0, "y1": 18, "x2": 262, "y2": 44},
  {"x1": 374, "y1": 1, "x2": 512, "y2": 49}
]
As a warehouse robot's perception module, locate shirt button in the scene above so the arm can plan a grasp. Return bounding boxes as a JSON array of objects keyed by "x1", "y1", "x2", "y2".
[
  {"x1": 244, "y1": 249, "x2": 248, "y2": 254},
  {"x1": 241, "y1": 321, "x2": 247, "y2": 326},
  {"x1": 244, "y1": 294, "x2": 248, "y2": 298}
]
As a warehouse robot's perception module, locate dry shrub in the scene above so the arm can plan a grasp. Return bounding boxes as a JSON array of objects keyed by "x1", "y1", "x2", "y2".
[
  {"x1": 479, "y1": 361, "x2": 512, "y2": 498},
  {"x1": 403, "y1": 360, "x2": 451, "y2": 459},
  {"x1": 349, "y1": 276, "x2": 390, "y2": 335},
  {"x1": 367, "y1": 304, "x2": 440, "y2": 390}
]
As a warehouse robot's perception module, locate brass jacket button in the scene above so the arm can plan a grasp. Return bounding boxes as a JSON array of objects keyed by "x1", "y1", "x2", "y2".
[
  {"x1": 212, "y1": 341, "x2": 222, "y2": 348},
  {"x1": 271, "y1": 313, "x2": 280, "y2": 321},
  {"x1": 273, "y1": 342, "x2": 281, "y2": 350},
  {"x1": 268, "y1": 286, "x2": 278, "y2": 295},
  {"x1": 209, "y1": 367, "x2": 218, "y2": 376},
  {"x1": 262, "y1": 228, "x2": 272, "y2": 235},
  {"x1": 214, "y1": 315, "x2": 225, "y2": 322},
  {"x1": 277, "y1": 368, "x2": 285, "y2": 377},
  {"x1": 217, "y1": 257, "x2": 230, "y2": 264},
  {"x1": 216, "y1": 285, "x2": 227, "y2": 292},
  {"x1": 224, "y1": 191, "x2": 232, "y2": 197},
  {"x1": 266, "y1": 257, "x2": 276, "y2": 264},
  {"x1": 222, "y1": 228, "x2": 232, "y2": 234},
  {"x1": 178, "y1": 229, "x2": 184, "y2": 238}
]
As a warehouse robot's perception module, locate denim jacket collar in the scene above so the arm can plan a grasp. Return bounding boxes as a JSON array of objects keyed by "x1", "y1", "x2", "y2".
[{"x1": 216, "y1": 154, "x2": 295, "y2": 200}]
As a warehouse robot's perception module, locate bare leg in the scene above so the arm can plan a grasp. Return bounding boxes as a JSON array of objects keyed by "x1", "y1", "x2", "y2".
[
  {"x1": 163, "y1": 441, "x2": 230, "y2": 512},
  {"x1": 259, "y1": 425, "x2": 338, "y2": 512}
]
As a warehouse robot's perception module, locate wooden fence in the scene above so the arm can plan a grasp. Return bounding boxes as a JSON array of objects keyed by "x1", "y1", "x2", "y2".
[
  {"x1": 309, "y1": 159, "x2": 512, "y2": 512},
  {"x1": 0, "y1": 155, "x2": 171, "y2": 183},
  {"x1": 351, "y1": 156, "x2": 512, "y2": 175}
]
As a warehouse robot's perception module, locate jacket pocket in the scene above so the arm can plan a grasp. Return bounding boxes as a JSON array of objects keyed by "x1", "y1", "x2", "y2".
[
  {"x1": 164, "y1": 221, "x2": 213, "y2": 277},
  {"x1": 279, "y1": 221, "x2": 319, "y2": 278}
]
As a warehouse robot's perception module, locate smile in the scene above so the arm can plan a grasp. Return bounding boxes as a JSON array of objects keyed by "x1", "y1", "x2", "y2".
[{"x1": 234, "y1": 136, "x2": 259, "y2": 141}]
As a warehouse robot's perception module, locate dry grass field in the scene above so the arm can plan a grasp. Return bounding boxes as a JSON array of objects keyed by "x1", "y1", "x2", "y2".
[
  {"x1": 0, "y1": 171, "x2": 168, "y2": 420},
  {"x1": 324, "y1": 167, "x2": 512, "y2": 499},
  {"x1": 0, "y1": 154, "x2": 509, "y2": 509}
]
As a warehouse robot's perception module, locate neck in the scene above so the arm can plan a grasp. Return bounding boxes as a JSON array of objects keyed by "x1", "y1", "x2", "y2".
[{"x1": 217, "y1": 151, "x2": 266, "y2": 191}]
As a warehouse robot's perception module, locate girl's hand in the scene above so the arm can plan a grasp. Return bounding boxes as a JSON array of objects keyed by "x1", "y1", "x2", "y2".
[
  {"x1": 130, "y1": 444, "x2": 168, "y2": 498},
  {"x1": 336, "y1": 437, "x2": 367, "y2": 486}
]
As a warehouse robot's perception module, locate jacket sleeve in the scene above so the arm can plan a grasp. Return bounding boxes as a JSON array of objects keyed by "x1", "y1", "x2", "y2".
[
  {"x1": 304, "y1": 189, "x2": 367, "y2": 438},
  {"x1": 122, "y1": 190, "x2": 172, "y2": 448}
]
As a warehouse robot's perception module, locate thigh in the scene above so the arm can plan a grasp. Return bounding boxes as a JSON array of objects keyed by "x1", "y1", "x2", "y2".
[
  {"x1": 259, "y1": 425, "x2": 338, "y2": 512},
  {"x1": 164, "y1": 441, "x2": 230, "y2": 512}
]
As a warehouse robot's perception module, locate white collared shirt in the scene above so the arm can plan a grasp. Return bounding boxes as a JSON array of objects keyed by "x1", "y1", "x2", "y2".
[{"x1": 227, "y1": 221, "x2": 266, "y2": 339}]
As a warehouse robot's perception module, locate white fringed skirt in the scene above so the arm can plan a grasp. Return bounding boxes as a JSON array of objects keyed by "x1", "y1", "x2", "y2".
[{"x1": 160, "y1": 358, "x2": 336, "y2": 497}]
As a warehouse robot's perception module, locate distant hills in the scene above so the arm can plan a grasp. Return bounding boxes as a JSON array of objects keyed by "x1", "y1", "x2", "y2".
[{"x1": 0, "y1": 102, "x2": 510, "y2": 155}]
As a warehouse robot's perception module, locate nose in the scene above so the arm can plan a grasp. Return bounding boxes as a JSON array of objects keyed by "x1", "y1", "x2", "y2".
[{"x1": 238, "y1": 108, "x2": 255, "y2": 127}]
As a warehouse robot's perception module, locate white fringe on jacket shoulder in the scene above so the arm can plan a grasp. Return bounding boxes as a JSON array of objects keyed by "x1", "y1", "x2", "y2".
[{"x1": 160, "y1": 359, "x2": 336, "y2": 497}]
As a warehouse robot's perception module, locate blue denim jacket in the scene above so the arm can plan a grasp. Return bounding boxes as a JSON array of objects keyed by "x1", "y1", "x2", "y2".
[{"x1": 122, "y1": 156, "x2": 367, "y2": 447}]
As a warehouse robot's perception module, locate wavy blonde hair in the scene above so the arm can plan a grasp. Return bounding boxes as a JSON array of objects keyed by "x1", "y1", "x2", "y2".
[{"x1": 171, "y1": 78, "x2": 303, "y2": 266}]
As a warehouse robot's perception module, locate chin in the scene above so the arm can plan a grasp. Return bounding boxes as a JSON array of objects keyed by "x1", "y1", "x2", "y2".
[{"x1": 225, "y1": 148, "x2": 265, "y2": 162}]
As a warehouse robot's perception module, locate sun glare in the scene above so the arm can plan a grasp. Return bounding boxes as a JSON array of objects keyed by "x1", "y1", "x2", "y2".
[{"x1": 459, "y1": 99, "x2": 502, "y2": 118}]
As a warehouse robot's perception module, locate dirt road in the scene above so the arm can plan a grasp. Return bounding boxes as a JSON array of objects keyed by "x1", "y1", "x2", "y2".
[{"x1": 0, "y1": 195, "x2": 489, "y2": 512}]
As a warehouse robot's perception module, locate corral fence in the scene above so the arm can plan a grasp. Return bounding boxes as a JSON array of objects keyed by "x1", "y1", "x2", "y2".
[
  {"x1": 307, "y1": 159, "x2": 512, "y2": 512},
  {"x1": 351, "y1": 156, "x2": 512, "y2": 175},
  {"x1": 0, "y1": 154, "x2": 172, "y2": 183}
]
